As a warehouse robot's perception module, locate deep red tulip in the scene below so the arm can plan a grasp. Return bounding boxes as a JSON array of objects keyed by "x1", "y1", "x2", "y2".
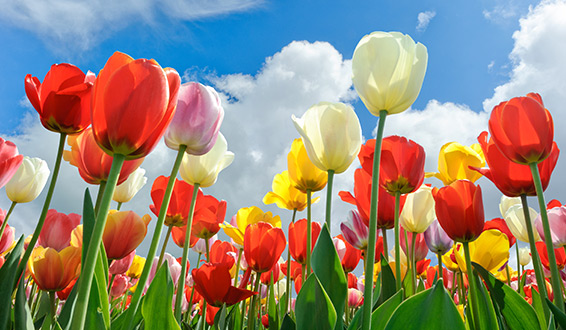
[
  {"x1": 150, "y1": 176, "x2": 203, "y2": 227},
  {"x1": 347, "y1": 272, "x2": 358, "y2": 289},
  {"x1": 260, "y1": 262, "x2": 281, "y2": 285},
  {"x1": 547, "y1": 199, "x2": 563, "y2": 209},
  {"x1": 38, "y1": 209, "x2": 81, "y2": 252},
  {"x1": 471, "y1": 131, "x2": 559, "y2": 197},
  {"x1": 91, "y1": 51, "x2": 181, "y2": 159},
  {"x1": 536, "y1": 241, "x2": 566, "y2": 271},
  {"x1": 191, "y1": 195, "x2": 227, "y2": 239},
  {"x1": 334, "y1": 235, "x2": 362, "y2": 272},
  {"x1": 184, "y1": 284, "x2": 202, "y2": 305},
  {"x1": 289, "y1": 219, "x2": 321, "y2": 265},
  {"x1": 488, "y1": 93, "x2": 554, "y2": 165},
  {"x1": 25, "y1": 64, "x2": 94, "y2": 134},
  {"x1": 192, "y1": 262, "x2": 256, "y2": 307},
  {"x1": 0, "y1": 138, "x2": 24, "y2": 189},
  {"x1": 483, "y1": 218, "x2": 516, "y2": 247},
  {"x1": 433, "y1": 180, "x2": 485, "y2": 242},
  {"x1": 244, "y1": 222, "x2": 286, "y2": 273}
]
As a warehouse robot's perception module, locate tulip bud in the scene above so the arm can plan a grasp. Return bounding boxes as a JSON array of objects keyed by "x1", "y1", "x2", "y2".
[
  {"x1": 0, "y1": 138, "x2": 24, "y2": 189},
  {"x1": 499, "y1": 195, "x2": 521, "y2": 219},
  {"x1": 6, "y1": 156, "x2": 50, "y2": 203},
  {"x1": 519, "y1": 247, "x2": 531, "y2": 266},
  {"x1": 400, "y1": 185, "x2": 435, "y2": 233},
  {"x1": 503, "y1": 204, "x2": 540, "y2": 243},
  {"x1": 340, "y1": 210, "x2": 368, "y2": 250},
  {"x1": 535, "y1": 206, "x2": 566, "y2": 247},
  {"x1": 348, "y1": 288, "x2": 364, "y2": 307},
  {"x1": 424, "y1": 220, "x2": 453, "y2": 255},
  {"x1": 113, "y1": 167, "x2": 147, "y2": 204}
]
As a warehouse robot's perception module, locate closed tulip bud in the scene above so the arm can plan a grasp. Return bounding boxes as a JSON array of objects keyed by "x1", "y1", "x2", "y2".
[
  {"x1": 109, "y1": 250, "x2": 136, "y2": 275},
  {"x1": 340, "y1": 210, "x2": 368, "y2": 250},
  {"x1": 6, "y1": 156, "x2": 50, "y2": 203},
  {"x1": 289, "y1": 219, "x2": 321, "y2": 265},
  {"x1": 126, "y1": 255, "x2": 145, "y2": 279},
  {"x1": 113, "y1": 167, "x2": 147, "y2": 203},
  {"x1": 400, "y1": 228, "x2": 428, "y2": 261},
  {"x1": 38, "y1": 210, "x2": 81, "y2": 252},
  {"x1": 292, "y1": 102, "x2": 362, "y2": 173},
  {"x1": 427, "y1": 142, "x2": 485, "y2": 185},
  {"x1": 0, "y1": 138, "x2": 24, "y2": 189},
  {"x1": 192, "y1": 235, "x2": 217, "y2": 255},
  {"x1": 518, "y1": 247, "x2": 531, "y2": 266},
  {"x1": 287, "y1": 138, "x2": 327, "y2": 193},
  {"x1": 348, "y1": 288, "x2": 364, "y2": 307},
  {"x1": 499, "y1": 195, "x2": 521, "y2": 218},
  {"x1": 179, "y1": 133, "x2": 234, "y2": 188},
  {"x1": 110, "y1": 274, "x2": 130, "y2": 297},
  {"x1": 535, "y1": 206, "x2": 566, "y2": 247},
  {"x1": 244, "y1": 222, "x2": 286, "y2": 273},
  {"x1": 352, "y1": 31, "x2": 428, "y2": 115},
  {"x1": 0, "y1": 221, "x2": 14, "y2": 255},
  {"x1": 28, "y1": 245, "x2": 81, "y2": 291},
  {"x1": 103, "y1": 210, "x2": 151, "y2": 260},
  {"x1": 164, "y1": 82, "x2": 224, "y2": 154},
  {"x1": 503, "y1": 204, "x2": 540, "y2": 243},
  {"x1": 375, "y1": 136, "x2": 425, "y2": 195},
  {"x1": 400, "y1": 184, "x2": 435, "y2": 233},
  {"x1": 424, "y1": 220, "x2": 453, "y2": 255}
]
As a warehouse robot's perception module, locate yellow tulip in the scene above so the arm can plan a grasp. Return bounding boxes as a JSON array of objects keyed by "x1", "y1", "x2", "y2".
[
  {"x1": 426, "y1": 142, "x2": 485, "y2": 185},
  {"x1": 287, "y1": 139, "x2": 327, "y2": 193},
  {"x1": 442, "y1": 245, "x2": 461, "y2": 272},
  {"x1": 263, "y1": 170, "x2": 319, "y2": 212},
  {"x1": 220, "y1": 206, "x2": 281, "y2": 247},
  {"x1": 126, "y1": 255, "x2": 146, "y2": 279},
  {"x1": 454, "y1": 229, "x2": 509, "y2": 273}
]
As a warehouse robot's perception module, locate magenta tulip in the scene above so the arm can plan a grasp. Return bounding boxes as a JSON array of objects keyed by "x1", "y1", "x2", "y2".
[
  {"x1": 340, "y1": 210, "x2": 368, "y2": 250},
  {"x1": 0, "y1": 138, "x2": 24, "y2": 189}
]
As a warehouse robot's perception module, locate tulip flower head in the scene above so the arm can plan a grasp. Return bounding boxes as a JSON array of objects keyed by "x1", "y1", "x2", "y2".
[
  {"x1": 518, "y1": 247, "x2": 531, "y2": 266},
  {"x1": 6, "y1": 156, "x2": 49, "y2": 203},
  {"x1": 400, "y1": 228, "x2": 428, "y2": 261},
  {"x1": 0, "y1": 220, "x2": 15, "y2": 255},
  {"x1": 244, "y1": 222, "x2": 286, "y2": 273},
  {"x1": 191, "y1": 194, "x2": 227, "y2": 239},
  {"x1": 352, "y1": 31, "x2": 428, "y2": 115},
  {"x1": 376, "y1": 136, "x2": 425, "y2": 195},
  {"x1": 192, "y1": 262, "x2": 256, "y2": 307},
  {"x1": 28, "y1": 245, "x2": 81, "y2": 291},
  {"x1": 221, "y1": 206, "x2": 281, "y2": 248},
  {"x1": 334, "y1": 235, "x2": 363, "y2": 272},
  {"x1": 38, "y1": 209, "x2": 81, "y2": 252},
  {"x1": 287, "y1": 138, "x2": 327, "y2": 193},
  {"x1": 503, "y1": 204, "x2": 540, "y2": 243},
  {"x1": 453, "y1": 229, "x2": 510, "y2": 273},
  {"x1": 112, "y1": 167, "x2": 147, "y2": 204},
  {"x1": 289, "y1": 219, "x2": 322, "y2": 265},
  {"x1": 426, "y1": 141, "x2": 485, "y2": 185},
  {"x1": 424, "y1": 219, "x2": 453, "y2": 255},
  {"x1": 536, "y1": 241, "x2": 566, "y2": 271},
  {"x1": 0, "y1": 138, "x2": 24, "y2": 189},
  {"x1": 263, "y1": 170, "x2": 314, "y2": 212},
  {"x1": 109, "y1": 250, "x2": 136, "y2": 275},
  {"x1": 150, "y1": 176, "x2": 202, "y2": 227},
  {"x1": 340, "y1": 210, "x2": 368, "y2": 250},
  {"x1": 292, "y1": 102, "x2": 362, "y2": 174},
  {"x1": 103, "y1": 210, "x2": 151, "y2": 260},
  {"x1": 535, "y1": 205, "x2": 566, "y2": 248},
  {"x1": 483, "y1": 218, "x2": 516, "y2": 247},
  {"x1": 399, "y1": 184, "x2": 435, "y2": 233}
]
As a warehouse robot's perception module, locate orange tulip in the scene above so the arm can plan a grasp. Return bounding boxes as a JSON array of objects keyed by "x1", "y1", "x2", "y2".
[
  {"x1": 191, "y1": 195, "x2": 227, "y2": 239},
  {"x1": 28, "y1": 245, "x2": 81, "y2": 291},
  {"x1": 192, "y1": 262, "x2": 257, "y2": 307},
  {"x1": 171, "y1": 225, "x2": 199, "y2": 249},
  {"x1": 289, "y1": 219, "x2": 321, "y2": 265},
  {"x1": 244, "y1": 222, "x2": 286, "y2": 273},
  {"x1": 91, "y1": 52, "x2": 181, "y2": 159},
  {"x1": 209, "y1": 241, "x2": 237, "y2": 269},
  {"x1": 103, "y1": 210, "x2": 151, "y2": 260},
  {"x1": 150, "y1": 176, "x2": 202, "y2": 227}
]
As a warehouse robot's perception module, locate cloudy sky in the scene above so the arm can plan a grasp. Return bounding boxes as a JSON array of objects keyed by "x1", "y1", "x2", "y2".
[{"x1": 1, "y1": 0, "x2": 564, "y2": 268}]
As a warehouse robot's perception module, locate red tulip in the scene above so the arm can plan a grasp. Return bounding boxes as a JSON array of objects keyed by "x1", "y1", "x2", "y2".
[
  {"x1": 25, "y1": 64, "x2": 94, "y2": 134},
  {"x1": 244, "y1": 222, "x2": 286, "y2": 273},
  {"x1": 536, "y1": 241, "x2": 566, "y2": 271},
  {"x1": 433, "y1": 180, "x2": 485, "y2": 242},
  {"x1": 191, "y1": 195, "x2": 227, "y2": 239},
  {"x1": 103, "y1": 211, "x2": 151, "y2": 260},
  {"x1": 209, "y1": 241, "x2": 237, "y2": 268},
  {"x1": 334, "y1": 235, "x2": 362, "y2": 272},
  {"x1": 0, "y1": 138, "x2": 24, "y2": 189},
  {"x1": 28, "y1": 245, "x2": 81, "y2": 291},
  {"x1": 171, "y1": 225, "x2": 199, "y2": 248},
  {"x1": 38, "y1": 209, "x2": 81, "y2": 252},
  {"x1": 488, "y1": 93, "x2": 554, "y2": 165},
  {"x1": 484, "y1": 218, "x2": 516, "y2": 247},
  {"x1": 289, "y1": 219, "x2": 321, "y2": 265},
  {"x1": 260, "y1": 262, "x2": 281, "y2": 285},
  {"x1": 471, "y1": 131, "x2": 559, "y2": 197},
  {"x1": 192, "y1": 262, "x2": 256, "y2": 307},
  {"x1": 91, "y1": 51, "x2": 181, "y2": 159},
  {"x1": 280, "y1": 260, "x2": 302, "y2": 280},
  {"x1": 150, "y1": 176, "x2": 202, "y2": 227},
  {"x1": 400, "y1": 229, "x2": 428, "y2": 261},
  {"x1": 347, "y1": 273, "x2": 358, "y2": 289}
]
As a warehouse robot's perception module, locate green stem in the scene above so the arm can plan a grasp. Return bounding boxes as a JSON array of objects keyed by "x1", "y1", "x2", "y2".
[
  {"x1": 286, "y1": 209, "x2": 297, "y2": 314},
  {"x1": 123, "y1": 145, "x2": 187, "y2": 329},
  {"x1": 325, "y1": 170, "x2": 335, "y2": 230},
  {"x1": 381, "y1": 229, "x2": 388, "y2": 262},
  {"x1": 463, "y1": 242, "x2": 480, "y2": 330},
  {"x1": 108, "y1": 273, "x2": 116, "y2": 294},
  {"x1": 306, "y1": 189, "x2": 312, "y2": 278},
  {"x1": 516, "y1": 243, "x2": 521, "y2": 293},
  {"x1": 71, "y1": 153, "x2": 126, "y2": 329},
  {"x1": 411, "y1": 232, "x2": 417, "y2": 295},
  {"x1": 95, "y1": 180, "x2": 107, "y2": 215},
  {"x1": 175, "y1": 182, "x2": 200, "y2": 321},
  {"x1": 505, "y1": 264, "x2": 511, "y2": 287},
  {"x1": 520, "y1": 194, "x2": 551, "y2": 321},
  {"x1": 158, "y1": 225, "x2": 174, "y2": 266},
  {"x1": 394, "y1": 191, "x2": 402, "y2": 291},
  {"x1": 117, "y1": 202, "x2": 123, "y2": 211},
  {"x1": 234, "y1": 248, "x2": 243, "y2": 288},
  {"x1": 49, "y1": 291, "x2": 56, "y2": 329},
  {"x1": 437, "y1": 252, "x2": 443, "y2": 281},
  {"x1": 529, "y1": 162, "x2": 565, "y2": 311},
  {"x1": 188, "y1": 252, "x2": 202, "y2": 316},
  {"x1": 361, "y1": 109, "x2": 387, "y2": 330},
  {"x1": 15, "y1": 133, "x2": 67, "y2": 287},
  {"x1": 248, "y1": 274, "x2": 262, "y2": 330},
  {"x1": 0, "y1": 201, "x2": 17, "y2": 239}
]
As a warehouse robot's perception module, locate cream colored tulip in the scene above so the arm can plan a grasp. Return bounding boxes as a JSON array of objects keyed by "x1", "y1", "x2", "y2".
[
  {"x1": 499, "y1": 195, "x2": 521, "y2": 218},
  {"x1": 113, "y1": 167, "x2": 147, "y2": 203},
  {"x1": 352, "y1": 31, "x2": 428, "y2": 115},
  {"x1": 399, "y1": 184, "x2": 435, "y2": 233},
  {"x1": 292, "y1": 102, "x2": 362, "y2": 174},
  {"x1": 179, "y1": 133, "x2": 234, "y2": 188},
  {"x1": 518, "y1": 247, "x2": 531, "y2": 266},
  {"x1": 6, "y1": 156, "x2": 49, "y2": 203},
  {"x1": 504, "y1": 204, "x2": 540, "y2": 243}
]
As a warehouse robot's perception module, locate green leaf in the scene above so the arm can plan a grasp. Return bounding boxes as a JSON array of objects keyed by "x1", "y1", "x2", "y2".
[
  {"x1": 468, "y1": 267, "x2": 499, "y2": 330},
  {"x1": 530, "y1": 285, "x2": 548, "y2": 330},
  {"x1": 416, "y1": 279, "x2": 425, "y2": 293},
  {"x1": 0, "y1": 235, "x2": 24, "y2": 329},
  {"x1": 280, "y1": 313, "x2": 296, "y2": 330},
  {"x1": 371, "y1": 289, "x2": 404, "y2": 330},
  {"x1": 14, "y1": 272, "x2": 34, "y2": 330},
  {"x1": 402, "y1": 266, "x2": 414, "y2": 296},
  {"x1": 377, "y1": 257, "x2": 397, "y2": 306},
  {"x1": 268, "y1": 276, "x2": 279, "y2": 330},
  {"x1": 311, "y1": 225, "x2": 347, "y2": 330},
  {"x1": 111, "y1": 296, "x2": 144, "y2": 330},
  {"x1": 295, "y1": 274, "x2": 337, "y2": 330},
  {"x1": 372, "y1": 271, "x2": 382, "y2": 309},
  {"x1": 279, "y1": 292, "x2": 288, "y2": 322},
  {"x1": 384, "y1": 280, "x2": 465, "y2": 330},
  {"x1": 81, "y1": 189, "x2": 95, "y2": 270},
  {"x1": 347, "y1": 307, "x2": 362, "y2": 330},
  {"x1": 473, "y1": 262, "x2": 540, "y2": 330},
  {"x1": 142, "y1": 263, "x2": 180, "y2": 330},
  {"x1": 545, "y1": 298, "x2": 566, "y2": 329},
  {"x1": 214, "y1": 304, "x2": 228, "y2": 330}
]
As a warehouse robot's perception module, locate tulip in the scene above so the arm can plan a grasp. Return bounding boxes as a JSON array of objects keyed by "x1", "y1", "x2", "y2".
[
  {"x1": 426, "y1": 142, "x2": 485, "y2": 185},
  {"x1": 499, "y1": 196, "x2": 522, "y2": 220},
  {"x1": 221, "y1": 206, "x2": 281, "y2": 248},
  {"x1": 399, "y1": 184, "x2": 435, "y2": 233},
  {"x1": 260, "y1": 262, "x2": 282, "y2": 285},
  {"x1": 209, "y1": 240, "x2": 237, "y2": 269},
  {"x1": 287, "y1": 138, "x2": 327, "y2": 193},
  {"x1": 145, "y1": 253, "x2": 182, "y2": 293},
  {"x1": 334, "y1": 235, "x2": 363, "y2": 272},
  {"x1": 375, "y1": 136, "x2": 425, "y2": 195},
  {"x1": 244, "y1": 222, "x2": 286, "y2": 273},
  {"x1": 150, "y1": 176, "x2": 202, "y2": 227},
  {"x1": 109, "y1": 250, "x2": 136, "y2": 275},
  {"x1": 503, "y1": 204, "x2": 540, "y2": 243},
  {"x1": 535, "y1": 206, "x2": 566, "y2": 248},
  {"x1": 0, "y1": 138, "x2": 24, "y2": 189},
  {"x1": 191, "y1": 194, "x2": 227, "y2": 239},
  {"x1": 263, "y1": 170, "x2": 314, "y2": 212},
  {"x1": 171, "y1": 225, "x2": 199, "y2": 249},
  {"x1": 400, "y1": 228, "x2": 428, "y2": 261},
  {"x1": 488, "y1": 93, "x2": 554, "y2": 165},
  {"x1": 348, "y1": 288, "x2": 364, "y2": 308},
  {"x1": 292, "y1": 101, "x2": 362, "y2": 174},
  {"x1": 113, "y1": 167, "x2": 147, "y2": 204},
  {"x1": 110, "y1": 274, "x2": 130, "y2": 297},
  {"x1": 25, "y1": 64, "x2": 95, "y2": 134},
  {"x1": 164, "y1": 82, "x2": 224, "y2": 155},
  {"x1": 483, "y1": 218, "x2": 516, "y2": 247},
  {"x1": 91, "y1": 51, "x2": 180, "y2": 159},
  {"x1": 351, "y1": 31, "x2": 428, "y2": 115},
  {"x1": 424, "y1": 220, "x2": 453, "y2": 255},
  {"x1": 191, "y1": 235, "x2": 217, "y2": 255},
  {"x1": 453, "y1": 229, "x2": 510, "y2": 273},
  {"x1": 289, "y1": 219, "x2": 321, "y2": 265},
  {"x1": 536, "y1": 241, "x2": 566, "y2": 271},
  {"x1": 38, "y1": 209, "x2": 81, "y2": 252},
  {"x1": 0, "y1": 220, "x2": 14, "y2": 255},
  {"x1": 519, "y1": 248, "x2": 531, "y2": 266},
  {"x1": 5, "y1": 156, "x2": 49, "y2": 203},
  {"x1": 340, "y1": 210, "x2": 368, "y2": 250},
  {"x1": 126, "y1": 255, "x2": 146, "y2": 279},
  {"x1": 103, "y1": 210, "x2": 151, "y2": 260},
  {"x1": 179, "y1": 133, "x2": 234, "y2": 188},
  {"x1": 192, "y1": 262, "x2": 256, "y2": 307},
  {"x1": 28, "y1": 245, "x2": 81, "y2": 291}
]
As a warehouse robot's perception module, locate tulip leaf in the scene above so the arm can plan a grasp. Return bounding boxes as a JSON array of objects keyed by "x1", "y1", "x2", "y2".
[
  {"x1": 268, "y1": 276, "x2": 279, "y2": 330},
  {"x1": 402, "y1": 266, "x2": 414, "y2": 296},
  {"x1": 473, "y1": 262, "x2": 540, "y2": 330},
  {"x1": 311, "y1": 225, "x2": 347, "y2": 330},
  {"x1": 14, "y1": 270, "x2": 34, "y2": 330},
  {"x1": 384, "y1": 280, "x2": 465, "y2": 330},
  {"x1": 347, "y1": 308, "x2": 362, "y2": 330},
  {"x1": 295, "y1": 274, "x2": 337, "y2": 330},
  {"x1": 546, "y1": 298, "x2": 566, "y2": 329},
  {"x1": 111, "y1": 296, "x2": 144, "y2": 330},
  {"x1": 467, "y1": 267, "x2": 500, "y2": 330},
  {"x1": 279, "y1": 292, "x2": 288, "y2": 321},
  {"x1": 0, "y1": 235, "x2": 24, "y2": 330},
  {"x1": 371, "y1": 289, "x2": 404, "y2": 330},
  {"x1": 142, "y1": 263, "x2": 181, "y2": 330},
  {"x1": 377, "y1": 257, "x2": 397, "y2": 306},
  {"x1": 281, "y1": 313, "x2": 296, "y2": 330},
  {"x1": 530, "y1": 285, "x2": 548, "y2": 330},
  {"x1": 81, "y1": 188, "x2": 95, "y2": 269},
  {"x1": 372, "y1": 270, "x2": 382, "y2": 309}
]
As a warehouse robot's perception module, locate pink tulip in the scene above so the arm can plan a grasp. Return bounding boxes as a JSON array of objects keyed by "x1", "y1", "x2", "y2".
[
  {"x1": 424, "y1": 220, "x2": 453, "y2": 255},
  {"x1": 110, "y1": 274, "x2": 130, "y2": 297},
  {"x1": 0, "y1": 138, "x2": 24, "y2": 189},
  {"x1": 164, "y1": 82, "x2": 224, "y2": 155},
  {"x1": 340, "y1": 210, "x2": 368, "y2": 250},
  {"x1": 0, "y1": 221, "x2": 14, "y2": 254},
  {"x1": 535, "y1": 206, "x2": 566, "y2": 248},
  {"x1": 109, "y1": 250, "x2": 136, "y2": 275},
  {"x1": 145, "y1": 253, "x2": 182, "y2": 293},
  {"x1": 348, "y1": 288, "x2": 364, "y2": 307},
  {"x1": 400, "y1": 228, "x2": 428, "y2": 261},
  {"x1": 38, "y1": 209, "x2": 81, "y2": 251}
]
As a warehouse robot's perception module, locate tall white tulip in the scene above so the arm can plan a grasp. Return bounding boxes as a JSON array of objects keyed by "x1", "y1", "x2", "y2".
[
  {"x1": 6, "y1": 156, "x2": 49, "y2": 203},
  {"x1": 399, "y1": 184, "x2": 435, "y2": 233},
  {"x1": 352, "y1": 31, "x2": 428, "y2": 115},
  {"x1": 113, "y1": 168, "x2": 148, "y2": 204},
  {"x1": 504, "y1": 204, "x2": 540, "y2": 243},
  {"x1": 499, "y1": 195, "x2": 521, "y2": 218}
]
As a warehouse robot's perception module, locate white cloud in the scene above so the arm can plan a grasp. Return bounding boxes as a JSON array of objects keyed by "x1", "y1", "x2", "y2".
[
  {"x1": 0, "y1": 0, "x2": 263, "y2": 53},
  {"x1": 416, "y1": 10, "x2": 436, "y2": 32},
  {"x1": 483, "y1": 5, "x2": 517, "y2": 21}
]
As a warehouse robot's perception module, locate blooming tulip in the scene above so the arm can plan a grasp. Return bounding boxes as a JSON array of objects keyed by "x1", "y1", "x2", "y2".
[
  {"x1": 433, "y1": 180, "x2": 485, "y2": 242},
  {"x1": 126, "y1": 255, "x2": 146, "y2": 279},
  {"x1": 535, "y1": 206, "x2": 566, "y2": 248},
  {"x1": 191, "y1": 194, "x2": 227, "y2": 239},
  {"x1": 287, "y1": 138, "x2": 327, "y2": 193},
  {"x1": 113, "y1": 167, "x2": 147, "y2": 204},
  {"x1": 536, "y1": 241, "x2": 566, "y2": 271},
  {"x1": 179, "y1": 133, "x2": 234, "y2": 188},
  {"x1": 424, "y1": 220, "x2": 453, "y2": 255},
  {"x1": 0, "y1": 138, "x2": 24, "y2": 189},
  {"x1": 164, "y1": 82, "x2": 224, "y2": 155},
  {"x1": 292, "y1": 102, "x2": 362, "y2": 174},
  {"x1": 453, "y1": 229, "x2": 510, "y2": 273},
  {"x1": 91, "y1": 51, "x2": 180, "y2": 159},
  {"x1": 340, "y1": 210, "x2": 368, "y2": 250},
  {"x1": 221, "y1": 206, "x2": 281, "y2": 248},
  {"x1": 209, "y1": 240, "x2": 237, "y2": 269},
  {"x1": 192, "y1": 262, "x2": 256, "y2": 307},
  {"x1": 244, "y1": 222, "x2": 286, "y2": 273},
  {"x1": 426, "y1": 142, "x2": 485, "y2": 185},
  {"x1": 25, "y1": 64, "x2": 95, "y2": 134},
  {"x1": 399, "y1": 184, "x2": 435, "y2": 233},
  {"x1": 28, "y1": 245, "x2": 81, "y2": 291},
  {"x1": 289, "y1": 219, "x2": 321, "y2": 265},
  {"x1": 519, "y1": 247, "x2": 531, "y2": 266},
  {"x1": 109, "y1": 250, "x2": 136, "y2": 275},
  {"x1": 145, "y1": 253, "x2": 182, "y2": 292},
  {"x1": 352, "y1": 31, "x2": 428, "y2": 115},
  {"x1": 150, "y1": 176, "x2": 202, "y2": 227},
  {"x1": 483, "y1": 218, "x2": 516, "y2": 247},
  {"x1": 503, "y1": 204, "x2": 540, "y2": 243},
  {"x1": 348, "y1": 288, "x2": 364, "y2": 308},
  {"x1": 171, "y1": 225, "x2": 199, "y2": 249},
  {"x1": 6, "y1": 156, "x2": 49, "y2": 203},
  {"x1": 334, "y1": 235, "x2": 363, "y2": 272},
  {"x1": 103, "y1": 210, "x2": 151, "y2": 260},
  {"x1": 488, "y1": 93, "x2": 554, "y2": 165},
  {"x1": 38, "y1": 209, "x2": 81, "y2": 251},
  {"x1": 263, "y1": 170, "x2": 314, "y2": 212}
]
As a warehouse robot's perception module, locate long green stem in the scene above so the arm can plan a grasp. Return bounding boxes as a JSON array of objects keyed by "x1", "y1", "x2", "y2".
[
  {"x1": 463, "y1": 241, "x2": 480, "y2": 330},
  {"x1": 437, "y1": 252, "x2": 443, "y2": 281},
  {"x1": 381, "y1": 229, "x2": 388, "y2": 262},
  {"x1": 187, "y1": 252, "x2": 202, "y2": 318},
  {"x1": 361, "y1": 109, "x2": 387, "y2": 330},
  {"x1": 325, "y1": 170, "x2": 335, "y2": 231},
  {"x1": 116, "y1": 202, "x2": 123, "y2": 211},
  {"x1": 410, "y1": 232, "x2": 417, "y2": 295},
  {"x1": 175, "y1": 182, "x2": 200, "y2": 321},
  {"x1": 248, "y1": 274, "x2": 262, "y2": 330},
  {"x1": 49, "y1": 291, "x2": 56, "y2": 329},
  {"x1": 157, "y1": 225, "x2": 174, "y2": 266},
  {"x1": 0, "y1": 201, "x2": 17, "y2": 239},
  {"x1": 234, "y1": 248, "x2": 243, "y2": 288},
  {"x1": 95, "y1": 181, "x2": 107, "y2": 214},
  {"x1": 306, "y1": 189, "x2": 312, "y2": 278},
  {"x1": 520, "y1": 194, "x2": 551, "y2": 321},
  {"x1": 286, "y1": 209, "x2": 297, "y2": 314},
  {"x1": 516, "y1": 243, "x2": 520, "y2": 293},
  {"x1": 15, "y1": 133, "x2": 67, "y2": 286},
  {"x1": 123, "y1": 145, "x2": 187, "y2": 329},
  {"x1": 530, "y1": 162, "x2": 565, "y2": 311},
  {"x1": 394, "y1": 191, "x2": 402, "y2": 291}
]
